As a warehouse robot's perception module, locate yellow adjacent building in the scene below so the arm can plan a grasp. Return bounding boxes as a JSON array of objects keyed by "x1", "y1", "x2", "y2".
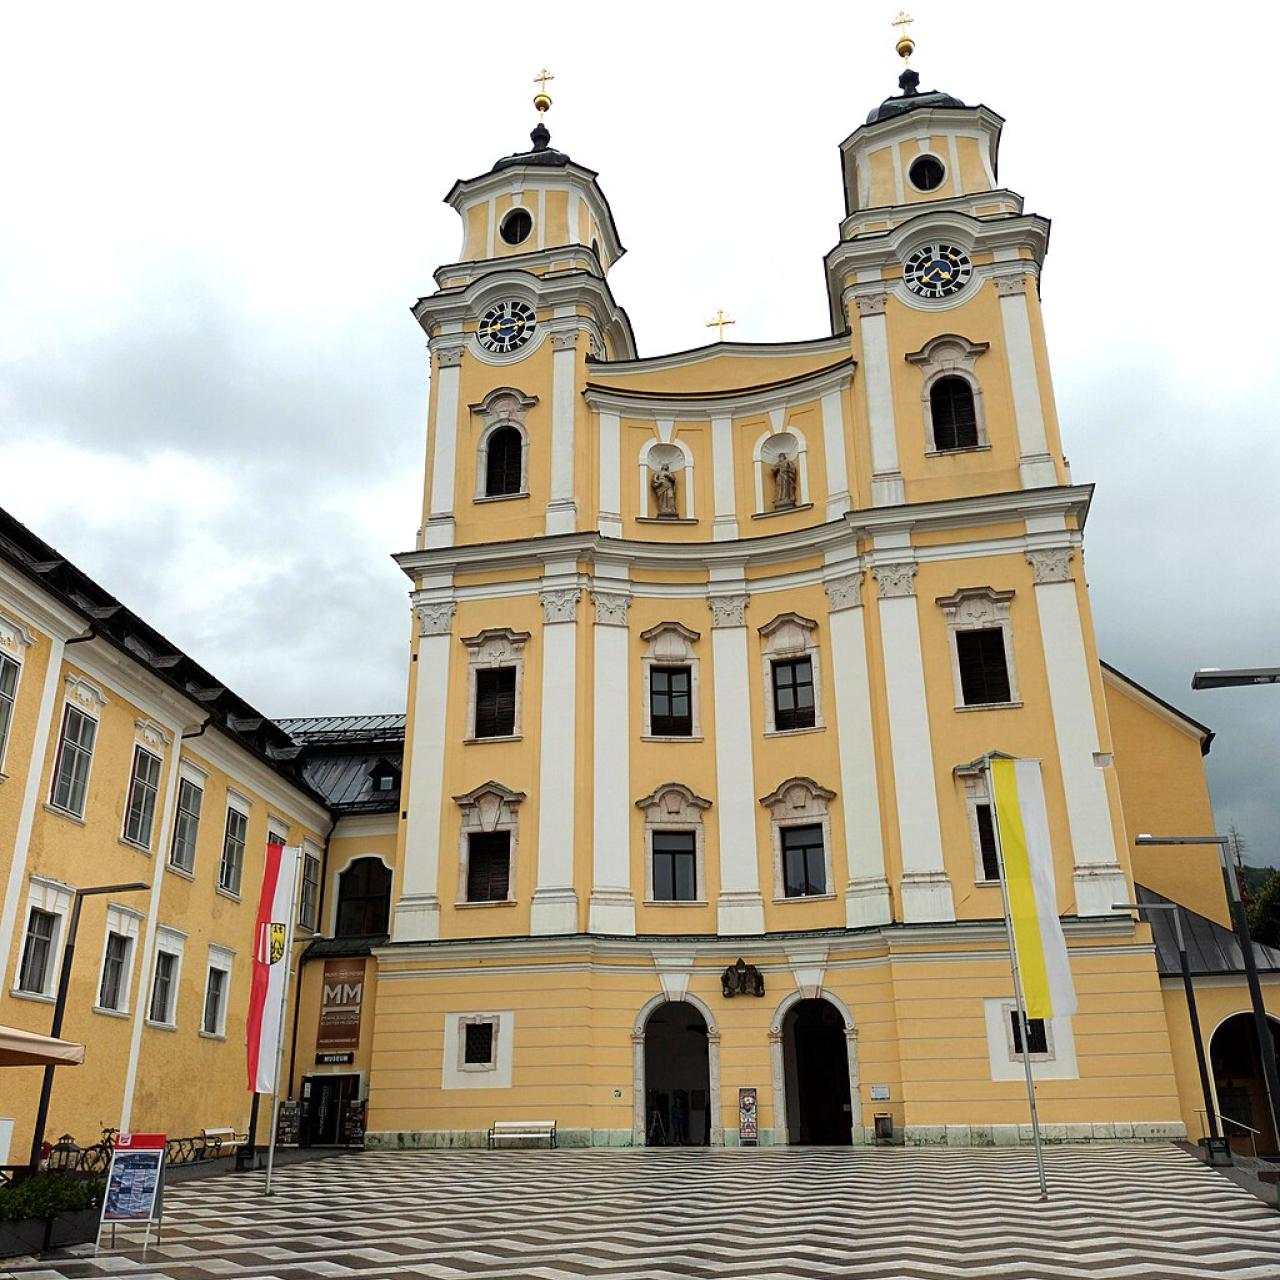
[{"x1": 2, "y1": 50, "x2": 1278, "y2": 1166}]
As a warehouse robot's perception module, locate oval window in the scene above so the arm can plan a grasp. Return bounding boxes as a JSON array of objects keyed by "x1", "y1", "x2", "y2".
[
  {"x1": 909, "y1": 156, "x2": 945, "y2": 192},
  {"x1": 500, "y1": 208, "x2": 533, "y2": 245}
]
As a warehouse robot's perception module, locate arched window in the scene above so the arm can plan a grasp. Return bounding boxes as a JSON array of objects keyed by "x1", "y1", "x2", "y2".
[
  {"x1": 929, "y1": 376, "x2": 979, "y2": 451},
  {"x1": 484, "y1": 425, "x2": 524, "y2": 496},
  {"x1": 335, "y1": 857, "x2": 392, "y2": 937}
]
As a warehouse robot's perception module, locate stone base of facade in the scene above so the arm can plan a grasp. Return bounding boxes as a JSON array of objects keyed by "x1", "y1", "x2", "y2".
[{"x1": 367, "y1": 1121, "x2": 1186, "y2": 1151}]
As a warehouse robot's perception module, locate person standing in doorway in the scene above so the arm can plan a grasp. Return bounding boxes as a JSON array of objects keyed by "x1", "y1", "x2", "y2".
[{"x1": 671, "y1": 1092, "x2": 688, "y2": 1146}]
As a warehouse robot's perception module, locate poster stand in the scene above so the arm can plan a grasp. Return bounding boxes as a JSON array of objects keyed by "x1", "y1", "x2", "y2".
[{"x1": 94, "y1": 1132, "x2": 166, "y2": 1257}]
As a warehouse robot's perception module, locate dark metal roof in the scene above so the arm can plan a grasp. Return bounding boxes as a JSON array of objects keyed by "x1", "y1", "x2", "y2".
[
  {"x1": 1136, "y1": 884, "x2": 1280, "y2": 977},
  {"x1": 299, "y1": 751, "x2": 401, "y2": 814},
  {"x1": 0, "y1": 507, "x2": 328, "y2": 812},
  {"x1": 278, "y1": 714, "x2": 406, "y2": 745},
  {"x1": 866, "y1": 69, "x2": 968, "y2": 124},
  {"x1": 490, "y1": 122, "x2": 571, "y2": 173},
  {"x1": 301, "y1": 933, "x2": 388, "y2": 960}
]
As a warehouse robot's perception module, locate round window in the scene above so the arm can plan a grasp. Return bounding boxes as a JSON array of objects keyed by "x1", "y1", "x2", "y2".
[
  {"x1": 500, "y1": 208, "x2": 532, "y2": 245},
  {"x1": 909, "y1": 155, "x2": 946, "y2": 192}
]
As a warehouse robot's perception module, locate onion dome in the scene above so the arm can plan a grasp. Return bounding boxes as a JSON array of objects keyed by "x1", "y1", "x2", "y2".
[{"x1": 867, "y1": 67, "x2": 967, "y2": 124}]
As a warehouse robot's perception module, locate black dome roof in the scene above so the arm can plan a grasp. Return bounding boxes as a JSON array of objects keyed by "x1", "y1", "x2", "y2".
[
  {"x1": 867, "y1": 69, "x2": 967, "y2": 124},
  {"x1": 491, "y1": 122, "x2": 572, "y2": 172}
]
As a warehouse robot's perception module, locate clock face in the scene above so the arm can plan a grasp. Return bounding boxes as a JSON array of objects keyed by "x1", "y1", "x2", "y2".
[
  {"x1": 476, "y1": 300, "x2": 537, "y2": 354},
  {"x1": 903, "y1": 243, "x2": 973, "y2": 299}
]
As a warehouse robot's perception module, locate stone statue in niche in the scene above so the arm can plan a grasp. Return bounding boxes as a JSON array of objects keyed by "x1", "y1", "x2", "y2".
[
  {"x1": 651, "y1": 462, "x2": 679, "y2": 518},
  {"x1": 772, "y1": 454, "x2": 798, "y2": 510}
]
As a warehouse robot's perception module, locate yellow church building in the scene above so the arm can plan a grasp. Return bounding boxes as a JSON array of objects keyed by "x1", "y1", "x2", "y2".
[{"x1": 2, "y1": 41, "x2": 1278, "y2": 1165}]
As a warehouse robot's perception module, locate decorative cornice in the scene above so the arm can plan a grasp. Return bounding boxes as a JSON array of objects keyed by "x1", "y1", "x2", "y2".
[
  {"x1": 590, "y1": 590, "x2": 631, "y2": 627},
  {"x1": 824, "y1": 574, "x2": 863, "y2": 612},
  {"x1": 1026, "y1": 547, "x2": 1075, "y2": 584},
  {"x1": 0, "y1": 610, "x2": 36, "y2": 657},
  {"x1": 872, "y1": 562, "x2": 917, "y2": 599},
  {"x1": 707, "y1": 594, "x2": 749, "y2": 628},
  {"x1": 414, "y1": 597, "x2": 456, "y2": 636},
  {"x1": 433, "y1": 344, "x2": 466, "y2": 368},
  {"x1": 469, "y1": 386, "x2": 537, "y2": 427},
  {"x1": 540, "y1": 587, "x2": 580, "y2": 624},
  {"x1": 135, "y1": 718, "x2": 172, "y2": 751},
  {"x1": 853, "y1": 292, "x2": 888, "y2": 318},
  {"x1": 64, "y1": 674, "x2": 108, "y2": 712},
  {"x1": 549, "y1": 331, "x2": 579, "y2": 352}
]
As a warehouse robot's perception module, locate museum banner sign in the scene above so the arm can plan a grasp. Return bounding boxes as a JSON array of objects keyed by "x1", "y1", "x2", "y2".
[{"x1": 317, "y1": 957, "x2": 365, "y2": 1052}]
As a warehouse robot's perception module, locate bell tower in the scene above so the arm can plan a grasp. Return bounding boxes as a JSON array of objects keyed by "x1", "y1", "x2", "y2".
[{"x1": 412, "y1": 76, "x2": 635, "y2": 551}]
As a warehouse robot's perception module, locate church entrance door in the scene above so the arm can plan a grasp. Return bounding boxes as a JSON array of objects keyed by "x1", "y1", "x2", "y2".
[
  {"x1": 643, "y1": 1001, "x2": 711, "y2": 1146},
  {"x1": 783, "y1": 998, "x2": 852, "y2": 1145},
  {"x1": 1211, "y1": 1012, "x2": 1280, "y2": 1156}
]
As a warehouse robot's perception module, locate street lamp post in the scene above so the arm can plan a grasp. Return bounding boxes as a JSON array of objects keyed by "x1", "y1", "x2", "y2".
[
  {"x1": 1135, "y1": 835, "x2": 1280, "y2": 1153},
  {"x1": 1192, "y1": 667, "x2": 1280, "y2": 689},
  {"x1": 1114, "y1": 897, "x2": 1230, "y2": 1164},
  {"x1": 27, "y1": 881, "x2": 149, "y2": 1172}
]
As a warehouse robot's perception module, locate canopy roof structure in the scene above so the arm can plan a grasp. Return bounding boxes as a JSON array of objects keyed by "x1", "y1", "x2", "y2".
[{"x1": 0, "y1": 1024, "x2": 86, "y2": 1068}]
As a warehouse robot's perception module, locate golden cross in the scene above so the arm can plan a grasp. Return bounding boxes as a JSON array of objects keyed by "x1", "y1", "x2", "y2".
[
  {"x1": 534, "y1": 68, "x2": 555, "y2": 93},
  {"x1": 892, "y1": 10, "x2": 914, "y2": 36},
  {"x1": 706, "y1": 308, "x2": 736, "y2": 341},
  {"x1": 892, "y1": 10, "x2": 915, "y2": 63}
]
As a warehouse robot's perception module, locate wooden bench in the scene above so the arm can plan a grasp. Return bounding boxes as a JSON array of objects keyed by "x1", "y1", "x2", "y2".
[
  {"x1": 200, "y1": 1127, "x2": 248, "y2": 1158},
  {"x1": 487, "y1": 1120, "x2": 557, "y2": 1149}
]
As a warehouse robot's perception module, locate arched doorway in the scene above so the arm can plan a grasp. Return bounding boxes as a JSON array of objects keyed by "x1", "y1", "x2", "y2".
[
  {"x1": 1211, "y1": 1012, "x2": 1280, "y2": 1155},
  {"x1": 782, "y1": 998, "x2": 852, "y2": 1145},
  {"x1": 641, "y1": 1001, "x2": 711, "y2": 1146}
]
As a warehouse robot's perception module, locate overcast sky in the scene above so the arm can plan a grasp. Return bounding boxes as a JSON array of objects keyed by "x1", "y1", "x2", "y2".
[{"x1": 2, "y1": 3, "x2": 1277, "y2": 864}]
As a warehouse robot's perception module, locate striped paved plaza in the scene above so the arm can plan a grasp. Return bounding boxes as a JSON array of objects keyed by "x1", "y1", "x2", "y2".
[{"x1": 7, "y1": 1144, "x2": 1280, "y2": 1279}]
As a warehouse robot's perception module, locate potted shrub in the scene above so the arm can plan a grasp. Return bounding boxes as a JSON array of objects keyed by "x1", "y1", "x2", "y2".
[{"x1": 0, "y1": 1175, "x2": 105, "y2": 1257}]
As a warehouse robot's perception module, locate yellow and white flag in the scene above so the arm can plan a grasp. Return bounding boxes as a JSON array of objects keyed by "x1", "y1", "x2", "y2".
[{"x1": 990, "y1": 758, "x2": 1077, "y2": 1019}]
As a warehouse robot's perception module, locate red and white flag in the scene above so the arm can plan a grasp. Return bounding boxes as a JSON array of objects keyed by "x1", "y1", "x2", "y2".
[{"x1": 247, "y1": 841, "x2": 301, "y2": 1094}]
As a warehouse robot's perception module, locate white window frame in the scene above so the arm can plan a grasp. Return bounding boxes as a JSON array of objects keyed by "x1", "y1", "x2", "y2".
[
  {"x1": 453, "y1": 782, "x2": 524, "y2": 906},
  {"x1": 48, "y1": 678, "x2": 107, "y2": 819},
  {"x1": 0, "y1": 608, "x2": 34, "y2": 775},
  {"x1": 640, "y1": 621, "x2": 702, "y2": 740},
  {"x1": 905, "y1": 333, "x2": 991, "y2": 454},
  {"x1": 635, "y1": 782, "x2": 710, "y2": 906},
  {"x1": 461, "y1": 628, "x2": 529, "y2": 742},
  {"x1": 201, "y1": 944, "x2": 235, "y2": 1039},
  {"x1": 218, "y1": 792, "x2": 251, "y2": 898},
  {"x1": 1003, "y1": 1003, "x2": 1055, "y2": 1062},
  {"x1": 169, "y1": 764, "x2": 206, "y2": 875},
  {"x1": 956, "y1": 766, "x2": 1001, "y2": 884},
  {"x1": 147, "y1": 927, "x2": 187, "y2": 1029},
  {"x1": 936, "y1": 587, "x2": 1021, "y2": 710},
  {"x1": 983, "y1": 997, "x2": 1078, "y2": 1082},
  {"x1": 298, "y1": 842, "x2": 322, "y2": 932},
  {"x1": 121, "y1": 742, "x2": 164, "y2": 851},
  {"x1": 759, "y1": 612, "x2": 824, "y2": 735},
  {"x1": 13, "y1": 876, "x2": 73, "y2": 999},
  {"x1": 471, "y1": 386, "x2": 537, "y2": 503},
  {"x1": 442, "y1": 1010, "x2": 516, "y2": 1089},
  {"x1": 94, "y1": 904, "x2": 143, "y2": 1016},
  {"x1": 759, "y1": 777, "x2": 837, "y2": 902}
]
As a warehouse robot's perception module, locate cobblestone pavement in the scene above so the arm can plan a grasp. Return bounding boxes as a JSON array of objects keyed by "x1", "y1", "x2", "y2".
[{"x1": 5, "y1": 1144, "x2": 1280, "y2": 1279}]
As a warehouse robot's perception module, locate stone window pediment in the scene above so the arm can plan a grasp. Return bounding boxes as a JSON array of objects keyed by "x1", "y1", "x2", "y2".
[
  {"x1": 760, "y1": 777, "x2": 837, "y2": 903},
  {"x1": 758, "y1": 615, "x2": 824, "y2": 735},
  {"x1": 461, "y1": 629, "x2": 529, "y2": 742},
  {"x1": 471, "y1": 388, "x2": 537, "y2": 502},
  {"x1": 640, "y1": 623, "x2": 702, "y2": 739},
  {"x1": 936, "y1": 587, "x2": 1021, "y2": 709},
  {"x1": 636, "y1": 783, "x2": 711, "y2": 906},
  {"x1": 453, "y1": 781, "x2": 523, "y2": 906},
  {"x1": 905, "y1": 334, "x2": 990, "y2": 454}
]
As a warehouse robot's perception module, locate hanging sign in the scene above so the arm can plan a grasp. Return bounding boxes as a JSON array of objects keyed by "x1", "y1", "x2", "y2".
[
  {"x1": 738, "y1": 1087, "x2": 758, "y2": 1146},
  {"x1": 317, "y1": 957, "x2": 365, "y2": 1052}
]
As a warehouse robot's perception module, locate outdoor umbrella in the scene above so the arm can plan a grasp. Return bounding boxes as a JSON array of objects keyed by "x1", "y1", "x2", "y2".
[{"x1": 0, "y1": 1024, "x2": 85, "y2": 1067}]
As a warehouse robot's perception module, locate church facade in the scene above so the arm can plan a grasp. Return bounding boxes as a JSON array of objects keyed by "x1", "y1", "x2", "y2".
[{"x1": 1, "y1": 50, "x2": 1276, "y2": 1163}]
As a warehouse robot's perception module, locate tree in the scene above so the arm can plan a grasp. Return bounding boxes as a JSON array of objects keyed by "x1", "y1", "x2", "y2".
[{"x1": 1247, "y1": 868, "x2": 1280, "y2": 950}]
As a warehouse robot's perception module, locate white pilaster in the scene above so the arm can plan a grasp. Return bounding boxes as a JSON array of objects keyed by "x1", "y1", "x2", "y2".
[
  {"x1": 995, "y1": 273, "x2": 1057, "y2": 489},
  {"x1": 872, "y1": 559, "x2": 954, "y2": 922},
  {"x1": 119, "y1": 717, "x2": 184, "y2": 1129},
  {"x1": 530, "y1": 584, "x2": 581, "y2": 934},
  {"x1": 821, "y1": 390, "x2": 852, "y2": 521},
  {"x1": 855, "y1": 293, "x2": 905, "y2": 507},
  {"x1": 0, "y1": 634, "x2": 67, "y2": 1001},
  {"x1": 825, "y1": 574, "x2": 891, "y2": 927},
  {"x1": 393, "y1": 598, "x2": 456, "y2": 942},
  {"x1": 545, "y1": 331, "x2": 579, "y2": 535},
  {"x1": 588, "y1": 588, "x2": 635, "y2": 934},
  {"x1": 597, "y1": 410, "x2": 623, "y2": 538},
  {"x1": 708, "y1": 591, "x2": 765, "y2": 935},
  {"x1": 425, "y1": 344, "x2": 464, "y2": 549},
  {"x1": 1027, "y1": 548, "x2": 1127, "y2": 916},
  {"x1": 711, "y1": 414, "x2": 739, "y2": 540}
]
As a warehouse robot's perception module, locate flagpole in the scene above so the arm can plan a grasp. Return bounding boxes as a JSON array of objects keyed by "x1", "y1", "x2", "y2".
[
  {"x1": 984, "y1": 754, "x2": 1049, "y2": 1202},
  {"x1": 264, "y1": 846, "x2": 302, "y2": 1197}
]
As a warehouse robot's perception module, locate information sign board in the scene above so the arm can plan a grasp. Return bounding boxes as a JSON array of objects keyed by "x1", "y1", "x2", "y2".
[{"x1": 96, "y1": 1133, "x2": 166, "y2": 1255}]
